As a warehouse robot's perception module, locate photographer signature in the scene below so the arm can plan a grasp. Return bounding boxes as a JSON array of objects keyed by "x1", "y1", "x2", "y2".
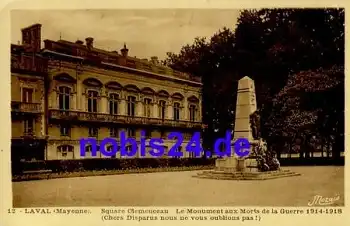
[{"x1": 307, "y1": 195, "x2": 340, "y2": 206}]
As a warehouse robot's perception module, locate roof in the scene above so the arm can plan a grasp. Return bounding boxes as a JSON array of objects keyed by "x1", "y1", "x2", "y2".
[{"x1": 42, "y1": 38, "x2": 201, "y2": 84}]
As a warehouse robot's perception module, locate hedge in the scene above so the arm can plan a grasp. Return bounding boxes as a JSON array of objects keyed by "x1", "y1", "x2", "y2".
[
  {"x1": 12, "y1": 156, "x2": 342, "y2": 175},
  {"x1": 12, "y1": 165, "x2": 215, "y2": 182},
  {"x1": 12, "y1": 158, "x2": 216, "y2": 175}
]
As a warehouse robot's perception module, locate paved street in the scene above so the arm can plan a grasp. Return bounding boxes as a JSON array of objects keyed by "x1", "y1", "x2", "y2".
[{"x1": 13, "y1": 166, "x2": 344, "y2": 207}]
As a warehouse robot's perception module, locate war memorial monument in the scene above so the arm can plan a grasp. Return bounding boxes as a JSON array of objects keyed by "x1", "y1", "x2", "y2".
[{"x1": 195, "y1": 76, "x2": 301, "y2": 180}]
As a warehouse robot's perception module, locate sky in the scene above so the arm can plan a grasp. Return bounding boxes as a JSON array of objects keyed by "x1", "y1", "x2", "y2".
[{"x1": 11, "y1": 9, "x2": 240, "y2": 60}]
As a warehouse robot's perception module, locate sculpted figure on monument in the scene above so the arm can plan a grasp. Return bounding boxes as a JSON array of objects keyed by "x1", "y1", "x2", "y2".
[
  {"x1": 254, "y1": 139, "x2": 269, "y2": 171},
  {"x1": 250, "y1": 111, "x2": 261, "y2": 140},
  {"x1": 253, "y1": 137, "x2": 281, "y2": 172}
]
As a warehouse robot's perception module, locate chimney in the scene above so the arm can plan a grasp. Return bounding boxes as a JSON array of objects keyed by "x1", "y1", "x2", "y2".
[
  {"x1": 85, "y1": 37, "x2": 94, "y2": 49},
  {"x1": 21, "y1": 23, "x2": 42, "y2": 52},
  {"x1": 75, "y1": 40, "x2": 84, "y2": 45},
  {"x1": 150, "y1": 56, "x2": 159, "y2": 65},
  {"x1": 120, "y1": 43, "x2": 129, "y2": 57}
]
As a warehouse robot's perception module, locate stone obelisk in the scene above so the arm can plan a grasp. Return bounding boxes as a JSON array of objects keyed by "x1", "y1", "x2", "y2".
[
  {"x1": 233, "y1": 76, "x2": 257, "y2": 141},
  {"x1": 215, "y1": 76, "x2": 258, "y2": 172},
  {"x1": 233, "y1": 76, "x2": 258, "y2": 172}
]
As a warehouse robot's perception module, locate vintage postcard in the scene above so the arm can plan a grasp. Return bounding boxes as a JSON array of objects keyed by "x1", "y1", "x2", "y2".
[{"x1": 0, "y1": 0, "x2": 348, "y2": 225}]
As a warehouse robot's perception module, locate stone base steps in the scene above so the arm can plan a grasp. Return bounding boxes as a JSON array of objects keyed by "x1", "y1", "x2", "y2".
[{"x1": 193, "y1": 169, "x2": 301, "y2": 180}]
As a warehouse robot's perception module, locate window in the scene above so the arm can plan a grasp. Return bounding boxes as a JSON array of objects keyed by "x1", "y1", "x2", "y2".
[
  {"x1": 174, "y1": 146, "x2": 182, "y2": 159},
  {"x1": 88, "y1": 127, "x2": 98, "y2": 137},
  {"x1": 60, "y1": 125, "x2": 70, "y2": 136},
  {"x1": 189, "y1": 151, "x2": 196, "y2": 158},
  {"x1": 127, "y1": 128, "x2": 136, "y2": 138},
  {"x1": 88, "y1": 90, "x2": 98, "y2": 112},
  {"x1": 189, "y1": 104, "x2": 197, "y2": 122},
  {"x1": 22, "y1": 88, "x2": 33, "y2": 103},
  {"x1": 109, "y1": 93, "x2": 119, "y2": 115},
  {"x1": 184, "y1": 132, "x2": 191, "y2": 140},
  {"x1": 159, "y1": 100, "x2": 166, "y2": 119},
  {"x1": 58, "y1": 86, "x2": 70, "y2": 110},
  {"x1": 160, "y1": 129, "x2": 166, "y2": 138},
  {"x1": 173, "y1": 102, "x2": 180, "y2": 121},
  {"x1": 85, "y1": 145, "x2": 100, "y2": 154},
  {"x1": 127, "y1": 96, "x2": 136, "y2": 116},
  {"x1": 57, "y1": 145, "x2": 73, "y2": 157},
  {"x1": 124, "y1": 145, "x2": 133, "y2": 158},
  {"x1": 188, "y1": 139, "x2": 198, "y2": 158},
  {"x1": 144, "y1": 98, "x2": 152, "y2": 117},
  {"x1": 24, "y1": 119, "x2": 34, "y2": 135},
  {"x1": 107, "y1": 145, "x2": 117, "y2": 158},
  {"x1": 145, "y1": 130, "x2": 151, "y2": 138},
  {"x1": 110, "y1": 127, "x2": 118, "y2": 137},
  {"x1": 85, "y1": 145, "x2": 92, "y2": 153}
]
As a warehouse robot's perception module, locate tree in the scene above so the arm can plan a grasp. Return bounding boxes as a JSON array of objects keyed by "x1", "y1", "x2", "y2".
[
  {"x1": 261, "y1": 65, "x2": 344, "y2": 158},
  {"x1": 164, "y1": 8, "x2": 344, "y2": 159},
  {"x1": 164, "y1": 29, "x2": 238, "y2": 153}
]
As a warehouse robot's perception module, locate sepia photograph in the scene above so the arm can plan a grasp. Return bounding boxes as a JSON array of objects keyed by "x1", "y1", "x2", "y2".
[{"x1": 9, "y1": 8, "x2": 344, "y2": 208}]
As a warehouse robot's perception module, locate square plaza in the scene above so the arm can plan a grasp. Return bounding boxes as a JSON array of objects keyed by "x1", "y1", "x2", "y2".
[{"x1": 13, "y1": 166, "x2": 344, "y2": 207}]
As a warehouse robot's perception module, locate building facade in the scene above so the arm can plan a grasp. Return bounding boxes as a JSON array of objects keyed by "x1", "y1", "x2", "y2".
[
  {"x1": 11, "y1": 24, "x2": 48, "y2": 161},
  {"x1": 11, "y1": 24, "x2": 203, "y2": 160}
]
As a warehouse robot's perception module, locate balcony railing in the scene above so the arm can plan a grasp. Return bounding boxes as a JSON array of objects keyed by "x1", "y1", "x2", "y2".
[
  {"x1": 49, "y1": 109, "x2": 203, "y2": 129},
  {"x1": 21, "y1": 132, "x2": 36, "y2": 138},
  {"x1": 11, "y1": 101, "x2": 42, "y2": 113},
  {"x1": 11, "y1": 53, "x2": 48, "y2": 75},
  {"x1": 12, "y1": 132, "x2": 45, "y2": 140}
]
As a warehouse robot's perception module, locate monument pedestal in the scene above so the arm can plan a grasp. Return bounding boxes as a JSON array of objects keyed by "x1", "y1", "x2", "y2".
[
  {"x1": 195, "y1": 140, "x2": 301, "y2": 180},
  {"x1": 214, "y1": 141, "x2": 259, "y2": 173},
  {"x1": 194, "y1": 168, "x2": 301, "y2": 180},
  {"x1": 215, "y1": 157, "x2": 250, "y2": 172}
]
